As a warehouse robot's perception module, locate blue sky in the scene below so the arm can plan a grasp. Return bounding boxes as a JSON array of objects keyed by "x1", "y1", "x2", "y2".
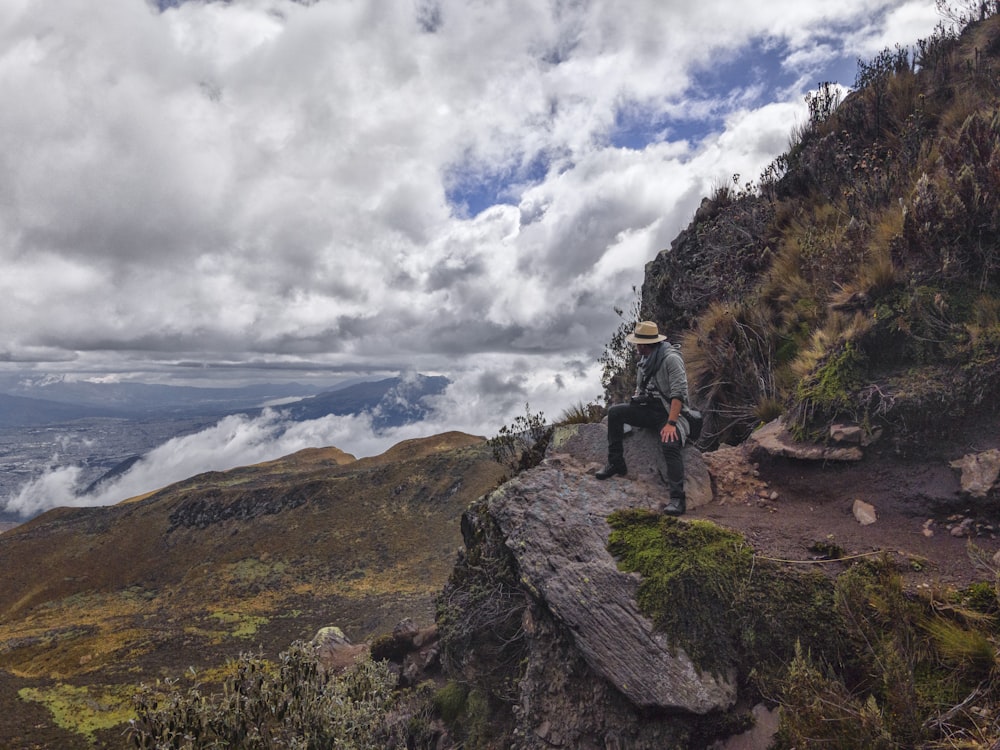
[{"x1": 0, "y1": 0, "x2": 945, "y2": 450}]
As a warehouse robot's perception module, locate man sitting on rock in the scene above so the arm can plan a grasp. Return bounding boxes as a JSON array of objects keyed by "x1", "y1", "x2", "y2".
[{"x1": 596, "y1": 320, "x2": 691, "y2": 516}]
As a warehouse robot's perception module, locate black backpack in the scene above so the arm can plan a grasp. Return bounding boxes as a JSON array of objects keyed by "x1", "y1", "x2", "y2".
[{"x1": 682, "y1": 406, "x2": 703, "y2": 441}]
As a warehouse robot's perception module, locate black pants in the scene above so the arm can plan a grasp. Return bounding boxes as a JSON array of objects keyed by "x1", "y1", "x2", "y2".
[{"x1": 607, "y1": 402, "x2": 685, "y2": 501}]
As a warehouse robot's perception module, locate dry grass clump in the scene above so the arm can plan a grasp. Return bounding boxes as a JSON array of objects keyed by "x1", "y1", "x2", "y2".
[
  {"x1": 773, "y1": 555, "x2": 1000, "y2": 749},
  {"x1": 681, "y1": 302, "x2": 781, "y2": 443}
]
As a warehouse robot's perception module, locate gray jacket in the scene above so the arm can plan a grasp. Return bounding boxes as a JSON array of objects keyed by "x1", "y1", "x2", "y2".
[{"x1": 636, "y1": 342, "x2": 691, "y2": 442}]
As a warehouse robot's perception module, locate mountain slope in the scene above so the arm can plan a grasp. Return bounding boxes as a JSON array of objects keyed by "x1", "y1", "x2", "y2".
[
  {"x1": 281, "y1": 375, "x2": 449, "y2": 428},
  {"x1": 0, "y1": 431, "x2": 505, "y2": 749},
  {"x1": 622, "y1": 14, "x2": 1000, "y2": 452},
  {"x1": 0, "y1": 393, "x2": 128, "y2": 427}
]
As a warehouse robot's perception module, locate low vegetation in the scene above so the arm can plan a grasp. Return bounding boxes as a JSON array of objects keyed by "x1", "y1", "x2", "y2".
[
  {"x1": 127, "y1": 644, "x2": 410, "y2": 750},
  {"x1": 607, "y1": 512, "x2": 1000, "y2": 749},
  {"x1": 486, "y1": 404, "x2": 552, "y2": 478},
  {"x1": 607, "y1": 511, "x2": 839, "y2": 681}
]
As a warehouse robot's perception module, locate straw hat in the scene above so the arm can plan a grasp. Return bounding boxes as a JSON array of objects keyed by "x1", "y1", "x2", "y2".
[{"x1": 625, "y1": 320, "x2": 667, "y2": 345}]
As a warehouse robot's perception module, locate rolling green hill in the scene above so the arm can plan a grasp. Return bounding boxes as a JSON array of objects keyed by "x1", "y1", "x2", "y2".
[{"x1": 0, "y1": 432, "x2": 505, "y2": 749}]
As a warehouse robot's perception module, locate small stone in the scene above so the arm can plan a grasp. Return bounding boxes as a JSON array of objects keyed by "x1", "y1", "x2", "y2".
[
  {"x1": 853, "y1": 499, "x2": 877, "y2": 526},
  {"x1": 769, "y1": 491, "x2": 779, "y2": 501},
  {"x1": 830, "y1": 423, "x2": 864, "y2": 444},
  {"x1": 951, "y1": 518, "x2": 975, "y2": 538}
]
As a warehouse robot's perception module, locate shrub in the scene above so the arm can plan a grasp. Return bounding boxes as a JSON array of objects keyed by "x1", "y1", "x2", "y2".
[
  {"x1": 600, "y1": 291, "x2": 642, "y2": 403},
  {"x1": 432, "y1": 681, "x2": 467, "y2": 724},
  {"x1": 772, "y1": 643, "x2": 895, "y2": 750},
  {"x1": 127, "y1": 644, "x2": 404, "y2": 750},
  {"x1": 556, "y1": 401, "x2": 605, "y2": 426},
  {"x1": 487, "y1": 404, "x2": 552, "y2": 477}
]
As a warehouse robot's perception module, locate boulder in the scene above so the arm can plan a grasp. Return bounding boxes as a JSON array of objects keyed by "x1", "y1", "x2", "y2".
[
  {"x1": 484, "y1": 461, "x2": 737, "y2": 714},
  {"x1": 552, "y1": 422, "x2": 713, "y2": 510},
  {"x1": 949, "y1": 449, "x2": 1000, "y2": 499},
  {"x1": 311, "y1": 626, "x2": 368, "y2": 672}
]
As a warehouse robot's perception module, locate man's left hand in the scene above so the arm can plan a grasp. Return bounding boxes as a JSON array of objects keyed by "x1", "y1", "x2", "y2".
[{"x1": 660, "y1": 423, "x2": 678, "y2": 442}]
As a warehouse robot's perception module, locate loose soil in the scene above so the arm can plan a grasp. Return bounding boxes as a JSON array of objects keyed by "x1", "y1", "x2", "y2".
[
  {"x1": 567, "y1": 414, "x2": 1000, "y2": 591},
  {"x1": 699, "y1": 443, "x2": 998, "y2": 589}
]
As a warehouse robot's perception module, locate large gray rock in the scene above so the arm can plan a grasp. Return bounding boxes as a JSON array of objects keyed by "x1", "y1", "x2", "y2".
[
  {"x1": 950, "y1": 449, "x2": 1000, "y2": 499},
  {"x1": 484, "y1": 459, "x2": 737, "y2": 714},
  {"x1": 552, "y1": 422, "x2": 713, "y2": 510}
]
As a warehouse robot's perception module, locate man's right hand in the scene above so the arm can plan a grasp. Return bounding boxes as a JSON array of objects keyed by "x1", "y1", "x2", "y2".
[{"x1": 660, "y1": 422, "x2": 679, "y2": 442}]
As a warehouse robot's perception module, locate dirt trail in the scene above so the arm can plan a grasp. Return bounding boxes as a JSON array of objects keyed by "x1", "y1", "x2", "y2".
[
  {"x1": 565, "y1": 415, "x2": 1000, "y2": 590},
  {"x1": 698, "y1": 443, "x2": 999, "y2": 589}
]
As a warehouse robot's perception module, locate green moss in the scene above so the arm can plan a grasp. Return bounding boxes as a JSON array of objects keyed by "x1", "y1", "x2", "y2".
[
  {"x1": 606, "y1": 510, "x2": 839, "y2": 681},
  {"x1": 795, "y1": 340, "x2": 867, "y2": 427},
  {"x1": 18, "y1": 683, "x2": 135, "y2": 743},
  {"x1": 607, "y1": 511, "x2": 752, "y2": 675},
  {"x1": 433, "y1": 681, "x2": 467, "y2": 724}
]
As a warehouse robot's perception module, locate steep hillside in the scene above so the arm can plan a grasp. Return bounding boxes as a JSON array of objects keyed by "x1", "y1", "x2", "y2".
[
  {"x1": 0, "y1": 432, "x2": 505, "y2": 749},
  {"x1": 613, "y1": 13, "x2": 1000, "y2": 453}
]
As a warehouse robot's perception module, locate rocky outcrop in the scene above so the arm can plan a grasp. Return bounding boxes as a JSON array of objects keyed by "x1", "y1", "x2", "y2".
[
  {"x1": 166, "y1": 483, "x2": 316, "y2": 531},
  {"x1": 435, "y1": 422, "x2": 744, "y2": 748},
  {"x1": 552, "y1": 421, "x2": 713, "y2": 509},
  {"x1": 487, "y1": 461, "x2": 736, "y2": 713}
]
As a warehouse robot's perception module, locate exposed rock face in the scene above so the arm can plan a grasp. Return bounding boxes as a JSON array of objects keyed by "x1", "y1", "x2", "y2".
[
  {"x1": 167, "y1": 485, "x2": 315, "y2": 530},
  {"x1": 440, "y1": 422, "x2": 741, "y2": 748},
  {"x1": 489, "y1": 461, "x2": 736, "y2": 713}
]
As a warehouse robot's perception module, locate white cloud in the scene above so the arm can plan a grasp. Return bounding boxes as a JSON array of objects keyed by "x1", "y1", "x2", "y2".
[
  {"x1": 2, "y1": 358, "x2": 604, "y2": 517},
  {"x1": 0, "y1": 0, "x2": 943, "y2": 463}
]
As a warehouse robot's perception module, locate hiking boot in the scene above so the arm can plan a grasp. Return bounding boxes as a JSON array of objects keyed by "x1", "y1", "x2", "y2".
[
  {"x1": 662, "y1": 497, "x2": 686, "y2": 516},
  {"x1": 595, "y1": 462, "x2": 627, "y2": 480}
]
